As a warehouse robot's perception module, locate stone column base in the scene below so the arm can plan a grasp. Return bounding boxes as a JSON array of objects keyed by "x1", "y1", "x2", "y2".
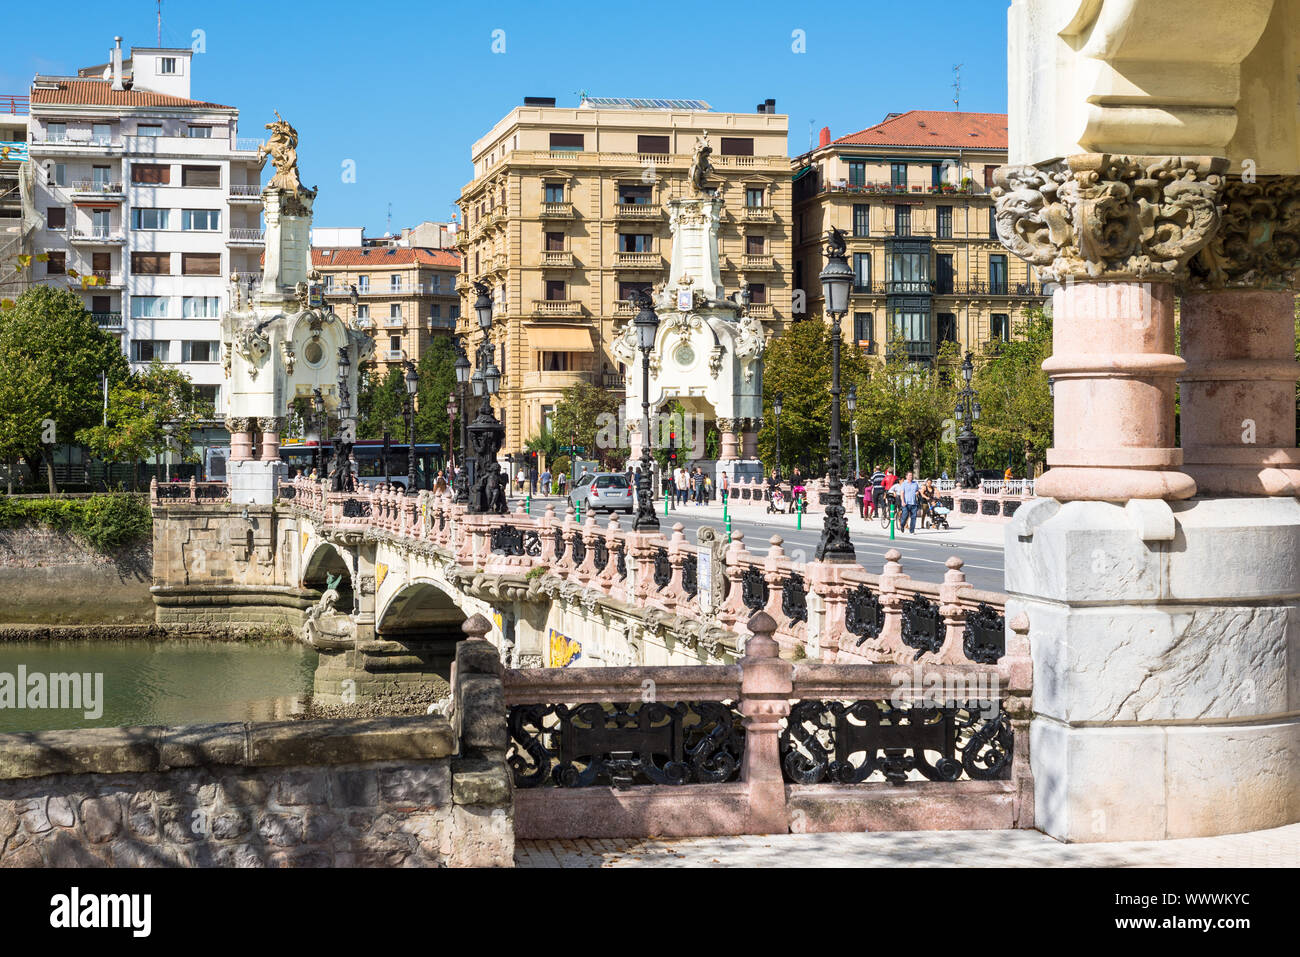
[
  {"x1": 230, "y1": 459, "x2": 287, "y2": 506},
  {"x1": 1007, "y1": 495, "x2": 1300, "y2": 842}
]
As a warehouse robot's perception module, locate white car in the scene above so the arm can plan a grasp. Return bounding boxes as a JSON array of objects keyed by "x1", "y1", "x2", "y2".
[{"x1": 568, "y1": 472, "x2": 633, "y2": 513}]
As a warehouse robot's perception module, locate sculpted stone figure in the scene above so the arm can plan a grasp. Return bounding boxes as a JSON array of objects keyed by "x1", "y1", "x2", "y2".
[
  {"x1": 259, "y1": 111, "x2": 302, "y2": 195},
  {"x1": 302, "y1": 588, "x2": 356, "y2": 650},
  {"x1": 688, "y1": 132, "x2": 715, "y2": 195}
]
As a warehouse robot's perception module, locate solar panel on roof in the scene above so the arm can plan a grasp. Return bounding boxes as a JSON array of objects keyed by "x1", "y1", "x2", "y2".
[{"x1": 580, "y1": 96, "x2": 711, "y2": 111}]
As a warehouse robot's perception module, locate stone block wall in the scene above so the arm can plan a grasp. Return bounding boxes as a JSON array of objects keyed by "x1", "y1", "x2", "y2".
[{"x1": 0, "y1": 655, "x2": 514, "y2": 867}]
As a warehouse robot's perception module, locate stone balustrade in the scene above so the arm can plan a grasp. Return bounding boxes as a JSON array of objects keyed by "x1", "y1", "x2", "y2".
[
  {"x1": 149, "y1": 477, "x2": 230, "y2": 504},
  {"x1": 721, "y1": 476, "x2": 1034, "y2": 523}
]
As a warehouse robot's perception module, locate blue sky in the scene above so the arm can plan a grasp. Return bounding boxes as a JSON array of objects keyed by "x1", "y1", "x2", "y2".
[{"x1": 2, "y1": 0, "x2": 1011, "y2": 235}]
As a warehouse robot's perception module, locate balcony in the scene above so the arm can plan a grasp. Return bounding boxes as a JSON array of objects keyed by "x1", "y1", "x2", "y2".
[
  {"x1": 427, "y1": 316, "x2": 457, "y2": 331},
  {"x1": 384, "y1": 317, "x2": 405, "y2": 328},
  {"x1": 541, "y1": 250, "x2": 574, "y2": 268},
  {"x1": 68, "y1": 271, "x2": 122, "y2": 290},
  {"x1": 613, "y1": 299, "x2": 638, "y2": 317},
  {"x1": 745, "y1": 303, "x2": 772, "y2": 319},
  {"x1": 532, "y1": 299, "x2": 582, "y2": 318},
  {"x1": 934, "y1": 280, "x2": 1047, "y2": 298},
  {"x1": 613, "y1": 251, "x2": 660, "y2": 269},
  {"x1": 454, "y1": 229, "x2": 470, "y2": 248},
  {"x1": 228, "y1": 227, "x2": 265, "y2": 245},
  {"x1": 455, "y1": 274, "x2": 472, "y2": 292},
  {"x1": 69, "y1": 227, "x2": 125, "y2": 245},
  {"x1": 740, "y1": 254, "x2": 776, "y2": 272},
  {"x1": 540, "y1": 201, "x2": 575, "y2": 220},
  {"x1": 70, "y1": 180, "x2": 123, "y2": 198},
  {"x1": 355, "y1": 317, "x2": 374, "y2": 329},
  {"x1": 742, "y1": 206, "x2": 774, "y2": 223},
  {"x1": 235, "y1": 137, "x2": 263, "y2": 153},
  {"x1": 524, "y1": 370, "x2": 597, "y2": 391},
  {"x1": 1, "y1": 95, "x2": 29, "y2": 116},
  {"x1": 37, "y1": 135, "x2": 121, "y2": 152},
  {"x1": 602, "y1": 372, "x2": 626, "y2": 389},
  {"x1": 384, "y1": 350, "x2": 405, "y2": 362},
  {"x1": 227, "y1": 184, "x2": 262, "y2": 202},
  {"x1": 614, "y1": 203, "x2": 661, "y2": 221},
  {"x1": 851, "y1": 281, "x2": 887, "y2": 296},
  {"x1": 820, "y1": 181, "x2": 978, "y2": 198},
  {"x1": 91, "y1": 311, "x2": 123, "y2": 329}
]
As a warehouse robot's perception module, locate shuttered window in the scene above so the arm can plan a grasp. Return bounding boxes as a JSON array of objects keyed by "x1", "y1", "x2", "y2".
[
  {"x1": 132, "y1": 252, "x2": 170, "y2": 275},
  {"x1": 131, "y1": 164, "x2": 170, "y2": 185},
  {"x1": 181, "y1": 165, "x2": 220, "y2": 187},
  {"x1": 719, "y1": 137, "x2": 754, "y2": 156},
  {"x1": 182, "y1": 253, "x2": 222, "y2": 276}
]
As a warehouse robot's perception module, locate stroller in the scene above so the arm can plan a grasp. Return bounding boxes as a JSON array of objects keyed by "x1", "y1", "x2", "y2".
[
  {"x1": 928, "y1": 499, "x2": 951, "y2": 530},
  {"x1": 767, "y1": 486, "x2": 788, "y2": 514}
]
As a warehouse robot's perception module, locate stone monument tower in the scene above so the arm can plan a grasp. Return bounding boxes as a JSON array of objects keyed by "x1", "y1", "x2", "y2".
[
  {"x1": 613, "y1": 133, "x2": 767, "y2": 485},
  {"x1": 221, "y1": 113, "x2": 374, "y2": 505}
]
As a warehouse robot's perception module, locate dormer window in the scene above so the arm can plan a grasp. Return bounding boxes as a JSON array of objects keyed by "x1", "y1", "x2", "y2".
[{"x1": 159, "y1": 57, "x2": 177, "y2": 75}]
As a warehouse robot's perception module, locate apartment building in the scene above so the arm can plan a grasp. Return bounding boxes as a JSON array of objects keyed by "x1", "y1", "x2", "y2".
[
  {"x1": 0, "y1": 95, "x2": 31, "y2": 303},
  {"x1": 26, "y1": 37, "x2": 264, "y2": 414},
  {"x1": 457, "y1": 95, "x2": 791, "y2": 456},
  {"x1": 792, "y1": 110, "x2": 1046, "y2": 362},
  {"x1": 312, "y1": 245, "x2": 461, "y2": 374}
]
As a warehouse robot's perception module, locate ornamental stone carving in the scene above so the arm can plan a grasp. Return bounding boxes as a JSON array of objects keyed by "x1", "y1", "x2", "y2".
[
  {"x1": 992, "y1": 154, "x2": 1228, "y2": 283},
  {"x1": 716, "y1": 417, "x2": 735, "y2": 434},
  {"x1": 1185, "y1": 176, "x2": 1300, "y2": 291},
  {"x1": 257, "y1": 416, "x2": 285, "y2": 434},
  {"x1": 225, "y1": 416, "x2": 252, "y2": 433}
]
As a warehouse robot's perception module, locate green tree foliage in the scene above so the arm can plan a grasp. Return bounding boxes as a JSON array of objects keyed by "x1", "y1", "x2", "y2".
[
  {"x1": 972, "y1": 310, "x2": 1053, "y2": 475},
  {"x1": 0, "y1": 493, "x2": 151, "y2": 551},
  {"x1": 854, "y1": 338, "x2": 960, "y2": 477},
  {"x1": 77, "y1": 360, "x2": 211, "y2": 490},
  {"x1": 413, "y1": 336, "x2": 458, "y2": 448},
  {"x1": 0, "y1": 286, "x2": 128, "y2": 493},
  {"x1": 551, "y1": 381, "x2": 621, "y2": 469},
  {"x1": 356, "y1": 365, "x2": 408, "y2": 442}
]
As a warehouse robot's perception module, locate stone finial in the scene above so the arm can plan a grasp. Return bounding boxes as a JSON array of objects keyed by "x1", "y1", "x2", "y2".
[
  {"x1": 992, "y1": 154, "x2": 1228, "y2": 283},
  {"x1": 461, "y1": 614, "x2": 492, "y2": 641},
  {"x1": 943, "y1": 556, "x2": 966, "y2": 584},
  {"x1": 768, "y1": 534, "x2": 785, "y2": 559},
  {"x1": 743, "y1": 610, "x2": 779, "y2": 658},
  {"x1": 882, "y1": 548, "x2": 903, "y2": 578},
  {"x1": 607, "y1": 513, "x2": 621, "y2": 532},
  {"x1": 1009, "y1": 612, "x2": 1030, "y2": 638}
]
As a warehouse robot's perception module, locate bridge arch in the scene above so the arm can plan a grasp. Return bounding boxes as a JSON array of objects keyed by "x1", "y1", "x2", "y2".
[
  {"x1": 302, "y1": 538, "x2": 353, "y2": 608},
  {"x1": 376, "y1": 577, "x2": 468, "y2": 636}
]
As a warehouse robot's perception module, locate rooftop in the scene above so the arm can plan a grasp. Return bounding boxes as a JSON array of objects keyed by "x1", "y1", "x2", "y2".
[
  {"x1": 578, "y1": 96, "x2": 712, "y2": 111},
  {"x1": 29, "y1": 78, "x2": 234, "y2": 111},
  {"x1": 832, "y1": 110, "x2": 1008, "y2": 151},
  {"x1": 312, "y1": 247, "x2": 461, "y2": 269}
]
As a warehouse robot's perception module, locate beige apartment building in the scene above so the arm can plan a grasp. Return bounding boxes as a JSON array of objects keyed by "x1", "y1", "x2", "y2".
[
  {"x1": 456, "y1": 95, "x2": 791, "y2": 457},
  {"x1": 792, "y1": 110, "x2": 1046, "y2": 362},
  {"x1": 312, "y1": 245, "x2": 461, "y2": 374}
]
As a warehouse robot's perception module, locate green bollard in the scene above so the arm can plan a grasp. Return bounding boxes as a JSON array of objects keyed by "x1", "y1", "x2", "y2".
[
  {"x1": 796, "y1": 498, "x2": 803, "y2": 530},
  {"x1": 576, "y1": 501, "x2": 582, "y2": 523},
  {"x1": 723, "y1": 493, "x2": 728, "y2": 525},
  {"x1": 525, "y1": 494, "x2": 531, "y2": 515},
  {"x1": 725, "y1": 513, "x2": 732, "y2": 542},
  {"x1": 664, "y1": 493, "x2": 669, "y2": 517},
  {"x1": 889, "y1": 500, "x2": 895, "y2": 541}
]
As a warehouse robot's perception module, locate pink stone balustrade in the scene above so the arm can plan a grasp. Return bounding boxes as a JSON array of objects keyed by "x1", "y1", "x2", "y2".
[
  {"x1": 501, "y1": 611, "x2": 1032, "y2": 839},
  {"x1": 722, "y1": 476, "x2": 1035, "y2": 523},
  {"x1": 149, "y1": 476, "x2": 230, "y2": 504}
]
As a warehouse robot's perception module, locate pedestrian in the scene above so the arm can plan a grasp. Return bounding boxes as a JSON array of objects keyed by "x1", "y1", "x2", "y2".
[
  {"x1": 529, "y1": 463, "x2": 538, "y2": 496},
  {"x1": 557, "y1": 471, "x2": 567, "y2": 497},
  {"x1": 703, "y1": 473, "x2": 713, "y2": 504},
  {"x1": 720, "y1": 471, "x2": 729, "y2": 508},
  {"x1": 869, "y1": 464, "x2": 885, "y2": 518},
  {"x1": 539, "y1": 467, "x2": 552, "y2": 495},
  {"x1": 898, "y1": 470, "x2": 921, "y2": 534}
]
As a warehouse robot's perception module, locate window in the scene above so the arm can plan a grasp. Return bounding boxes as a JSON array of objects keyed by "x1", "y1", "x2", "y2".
[
  {"x1": 540, "y1": 231, "x2": 563, "y2": 252},
  {"x1": 390, "y1": 273, "x2": 402, "y2": 291},
  {"x1": 181, "y1": 209, "x2": 220, "y2": 231},
  {"x1": 618, "y1": 184, "x2": 652, "y2": 205},
  {"x1": 132, "y1": 164, "x2": 170, "y2": 185},
  {"x1": 848, "y1": 161, "x2": 866, "y2": 186},
  {"x1": 989, "y1": 255, "x2": 1008, "y2": 294},
  {"x1": 619, "y1": 233, "x2": 652, "y2": 253},
  {"x1": 159, "y1": 57, "x2": 177, "y2": 75},
  {"x1": 636, "y1": 134, "x2": 669, "y2": 154},
  {"x1": 131, "y1": 296, "x2": 169, "y2": 318},
  {"x1": 853, "y1": 312, "x2": 873, "y2": 344},
  {"x1": 323, "y1": 275, "x2": 335, "y2": 292},
  {"x1": 937, "y1": 205, "x2": 952, "y2": 239},
  {"x1": 989, "y1": 207, "x2": 1000, "y2": 240},
  {"x1": 194, "y1": 384, "x2": 219, "y2": 409},
  {"x1": 984, "y1": 165, "x2": 996, "y2": 188},
  {"x1": 92, "y1": 295, "x2": 111, "y2": 313},
  {"x1": 449, "y1": 304, "x2": 460, "y2": 320},
  {"x1": 545, "y1": 279, "x2": 566, "y2": 301},
  {"x1": 132, "y1": 340, "x2": 170, "y2": 362},
  {"x1": 889, "y1": 249, "x2": 930, "y2": 294},
  {"x1": 894, "y1": 205, "x2": 911, "y2": 236},
  {"x1": 92, "y1": 165, "x2": 112, "y2": 187},
  {"x1": 132, "y1": 252, "x2": 170, "y2": 275},
  {"x1": 181, "y1": 253, "x2": 222, "y2": 276},
  {"x1": 181, "y1": 165, "x2": 220, "y2": 187},
  {"x1": 746, "y1": 187, "x2": 765, "y2": 208},
  {"x1": 549, "y1": 132, "x2": 584, "y2": 152},
  {"x1": 45, "y1": 251, "x2": 65, "y2": 275},
  {"x1": 991, "y1": 313, "x2": 1010, "y2": 342},
  {"x1": 186, "y1": 126, "x2": 212, "y2": 138},
  {"x1": 389, "y1": 335, "x2": 402, "y2": 353},
  {"x1": 429, "y1": 275, "x2": 441, "y2": 292},
  {"x1": 137, "y1": 124, "x2": 163, "y2": 137},
  {"x1": 719, "y1": 137, "x2": 754, "y2": 156},
  {"x1": 938, "y1": 313, "x2": 957, "y2": 343},
  {"x1": 357, "y1": 276, "x2": 370, "y2": 293},
  {"x1": 748, "y1": 283, "x2": 767, "y2": 304},
  {"x1": 745, "y1": 235, "x2": 765, "y2": 255},
  {"x1": 92, "y1": 123, "x2": 111, "y2": 144},
  {"x1": 429, "y1": 304, "x2": 441, "y2": 319},
  {"x1": 183, "y1": 340, "x2": 219, "y2": 362},
  {"x1": 91, "y1": 209, "x2": 110, "y2": 234},
  {"x1": 935, "y1": 254, "x2": 954, "y2": 295},
  {"x1": 619, "y1": 281, "x2": 651, "y2": 301},
  {"x1": 50, "y1": 163, "x2": 66, "y2": 186},
  {"x1": 46, "y1": 207, "x2": 66, "y2": 230},
  {"x1": 45, "y1": 123, "x2": 66, "y2": 143},
  {"x1": 182, "y1": 296, "x2": 221, "y2": 317},
  {"x1": 390, "y1": 304, "x2": 402, "y2": 319},
  {"x1": 357, "y1": 304, "x2": 370, "y2": 319},
  {"x1": 891, "y1": 163, "x2": 907, "y2": 187},
  {"x1": 544, "y1": 183, "x2": 565, "y2": 203},
  {"x1": 889, "y1": 301, "x2": 931, "y2": 352},
  {"x1": 853, "y1": 253, "x2": 871, "y2": 290},
  {"x1": 132, "y1": 208, "x2": 170, "y2": 230},
  {"x1": 541, "y1": 351, "x2": 570, "y2": 372},
  {"x1": 91, "y1": 252, "x2": 111, "y2": 276},
  {"x1": 853, "y1": 203, "x2": 870, "y2": 237},
  {"x1": 932, "y1": 163, "x2": 943, "y2": 187}
]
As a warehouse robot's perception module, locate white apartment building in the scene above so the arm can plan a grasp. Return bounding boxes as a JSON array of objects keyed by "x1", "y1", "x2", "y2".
[{"x1": 27, "y1": 37, "x2": 264, "y2": 416}]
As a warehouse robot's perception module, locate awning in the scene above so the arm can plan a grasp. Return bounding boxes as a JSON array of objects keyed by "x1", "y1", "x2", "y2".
[{"x1": 527, "y1": 327, "x2": 594, "y2": 352}]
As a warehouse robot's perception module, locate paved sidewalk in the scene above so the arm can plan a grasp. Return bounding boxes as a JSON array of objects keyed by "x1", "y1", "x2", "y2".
[{"x1": 515, "y1": 823, "x2": 1299, "y2": 868}]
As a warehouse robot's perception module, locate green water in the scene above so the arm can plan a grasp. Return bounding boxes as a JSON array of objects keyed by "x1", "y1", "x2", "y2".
[{"x1": 0, "y1": 640, "x2": 319, "y2": 732}]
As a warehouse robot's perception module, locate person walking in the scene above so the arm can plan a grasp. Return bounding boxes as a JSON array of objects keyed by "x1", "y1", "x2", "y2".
[
  {"x1": 539, "y1": 467, "x2": 552, "y2": 495},
  {"x1": 868, "y1": 464, "x2": 886, "y2": 519},
  {"x1": 557, "y1": 470, "x2": 567, "y2": 498},
  {"x1": 898, "y1": 470, "x2": 921, "y2": 534}
]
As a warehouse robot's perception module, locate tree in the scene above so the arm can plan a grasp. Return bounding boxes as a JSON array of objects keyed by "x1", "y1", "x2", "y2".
[
  {"x1": 550, "y1": 381, "x2": 620, "y2": 470},
  {"x1": 973, "y1": 309, "x2": 1053, "y2": 476},
  {"x1": 356, "y1": 365, "x2": 407, "y2": 442},
  {"x1": 413, "y1": 336, "x2": 458, "y2": 449},
  {"x1": 76, "y1": 360, "x2": 211, "y2": 490},
  {"x1": 0, "y1": 286, "x2": 127, "y2": 493},
  {"x1": 854, "y1": 338, "x2": 960, "y2": 477}
]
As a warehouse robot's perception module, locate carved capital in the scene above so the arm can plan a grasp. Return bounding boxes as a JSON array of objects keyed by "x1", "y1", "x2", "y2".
[
  {"x1": 258, "y1": 416, "x2": 285, "y2": 433},
  {"x1": 1185, "y1": 175, "x2": 1300, "y2": 291},
  {"x1": 993, "y1": 154, "x2": 1229, "y2": 283},
  {"x1": 225, "y1": 416, "x2": 253, "y2": 433},
  {"x1": 716, "y1": 417, "x2": 735, "y2": 434}
]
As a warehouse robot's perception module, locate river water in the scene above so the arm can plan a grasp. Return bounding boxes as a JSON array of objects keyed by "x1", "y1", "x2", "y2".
[{"x1": 0, "y1": 640, "x2": 318, "y2": 732}]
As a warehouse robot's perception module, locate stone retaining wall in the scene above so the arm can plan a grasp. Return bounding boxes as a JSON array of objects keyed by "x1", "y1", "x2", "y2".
[
  {"x1": 0, "y1": 639, "x2": 514, "y2": 868},
  {"x1": 0, "y1": 526, "x2": 153, "y2": 626}
]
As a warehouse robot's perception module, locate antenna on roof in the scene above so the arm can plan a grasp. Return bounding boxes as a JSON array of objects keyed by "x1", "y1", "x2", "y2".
[
  {"x1": 386, "y1": 202, "x2": 392, "y2": 237},
  {"x1": 953, "y1": 64, "x2": 962, "y2": 111},
  {"x1": 809, "y1": 119, "x2": 814, "y2": 151},
  {"x1": 157, "y1": 0, "x2": 163, "y2": 46}
]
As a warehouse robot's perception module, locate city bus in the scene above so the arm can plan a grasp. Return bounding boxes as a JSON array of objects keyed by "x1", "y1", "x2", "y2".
[{"x1": 279, "y1": 440, "x2": 445, "y2": 490}]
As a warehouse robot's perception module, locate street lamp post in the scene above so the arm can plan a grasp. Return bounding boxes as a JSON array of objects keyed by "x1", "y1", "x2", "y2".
[
  {"x1": 847, "y1": 383, "x2": 859, "y2": 479},
  {"x1": 446, "y1": 392, "x2": 458, "y2": 475},
  {"x1": 466, "y1": 282, "x2": 505, "y2": 513},
  {"x1": 403, "y1": 358, "x2": 419, "y2": 490},
  {"x1": 956, "y1": 350, "x2": 982, "y2": 489},
  {"x1": 632, "y1": 291, "x2": 660, "y2": 531},
  {"x1": 815, "y1": 228, "x2": 856, "y2": 563},
  {"x1": 334, "y1": 347, "x2": 353, "y2": 492},
  {"x1": 311, "y1": 387, "x2": 325, "y2": 480},
  {"x1": 453, "y1": 338, "x2": 471, "y2": 503},
  {"x1": 773, "y1": 390, "x2": 783, "y2": 482}
]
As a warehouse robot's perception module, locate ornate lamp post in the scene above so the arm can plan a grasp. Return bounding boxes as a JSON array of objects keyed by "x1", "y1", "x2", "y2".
[
  {"x1": 402, "y1": 358, "x2": 419, "y2": 490},
  {"x1": 311, "y1": 387, "x2": 325, "y2": 479},
  {"x1": 815, "y1": 228, "x2": 856, "y2": 563},
  {"x1": 956, "y1": 350, "x2": 981, "y2": 489},
  {"x1": 446, "y1": 392, "x2": 458, "y2": 475},
  {"x1": 632, "y1": 291, "x2": 660, "y2": 531},
  {"x1": 847, "y1": 383, "x2": 860, "y2": 478},
  {"x1": 467, "y1": 282, "x2": 505, "y2": 513},
  {"x1": 773, "y1": 390, "x2": 783, "y2": 482},
  {"x1": 453, "y1": 338, "x2": 471, "y2": 503},
  {"x1": 333, "y1": 347, "x2": 353, "y2": 491}
]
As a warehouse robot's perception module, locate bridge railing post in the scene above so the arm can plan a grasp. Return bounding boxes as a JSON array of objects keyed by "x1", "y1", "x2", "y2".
[
  {"x1": 718, "y1": 532, "x2": 752, "y2": 634},
  {"x1": 738, "y1": 611, "x2": 792, "y2": 834},
  {"x1": 939, "y1": 556, "x2": 968, "y2": 654},
  {"x1": 879, "y1": 548, "x2": 907, "y2": 646}
]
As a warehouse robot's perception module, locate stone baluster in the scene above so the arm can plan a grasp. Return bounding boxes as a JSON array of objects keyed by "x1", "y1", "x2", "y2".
[
  {"x1": 761, "y1": 535, "x2": 787, "y2": 626},
  {"x1": 657, "y1": 523, "x2": 691, "y2": 614},
  {"x1": 595, "y1": 515, "x2": 623, "y2": 595},
  {"x1": 538, "y1": 504, "x2": 559, "y2": 563},
  {"x1": 574, "y1": 514, "x2": 599, "y2": 585},
  {"x1": 878, "y1": 548, "x2": 907, "y2": 648},
  {"x1": 717, "y1": 532, "x2": 752, "y2": 631},
  {"x1": 805, "y1": 562, "x2": 847, "y2": 662},
  {"x1": 938, "y1": 556, "x2": 968, "y2": 658},
  {"x1": 555, "y1": 506, "x2": 577, "y2": 577},
  {"x1": 188, "y1": 475, "x2": 198, "y2": 503},
  {"x1": 738, "y1": 611, "x2": 792, "y2": 835}
]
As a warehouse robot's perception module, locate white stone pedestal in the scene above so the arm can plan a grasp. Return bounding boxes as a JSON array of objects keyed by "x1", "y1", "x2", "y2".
[
  {"x1": 229, "y1": 459, "x2": 287, "y2": 506},
  {"x1": 717, "y1": 459, "x2": 764, "y2": 487},
  {"x1": 1007, "y1": 496, "x2": 1300, "y2": 842}
]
